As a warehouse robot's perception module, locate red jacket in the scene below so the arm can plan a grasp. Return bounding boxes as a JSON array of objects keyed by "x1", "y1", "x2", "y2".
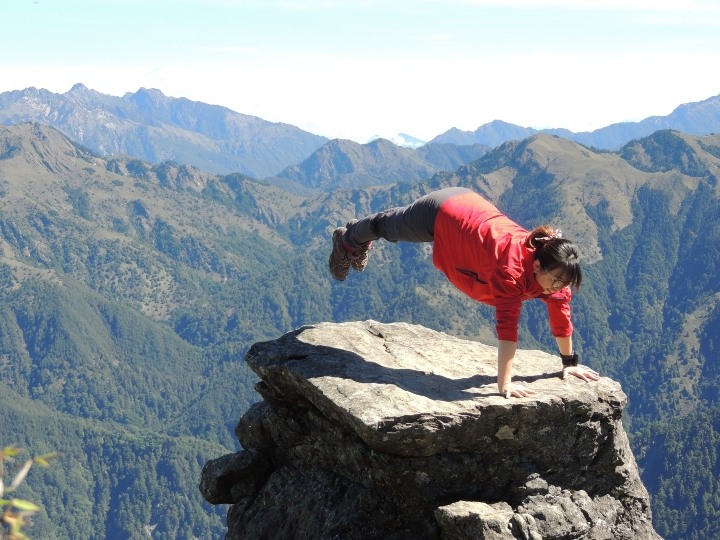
[{"x1": 432, "y1": 191, "x2": 573, "y2": 342}]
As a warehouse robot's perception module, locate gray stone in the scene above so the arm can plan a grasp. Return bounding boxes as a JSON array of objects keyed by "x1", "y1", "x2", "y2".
[
  {"x1": 199, "y1": 450, "x2": 272, "y2": 504},
  {"x1": 435, "y1": 501, "x2": 525, "y2": 539},
  {"x1": 200, "y1": 320, "x2": 660, "y2": 539}
]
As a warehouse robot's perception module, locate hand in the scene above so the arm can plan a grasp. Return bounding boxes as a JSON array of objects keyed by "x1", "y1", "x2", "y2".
[
  {"x1": 562, "y1": 364, "x2": 600, "y2": 382},
  {"x1": 501, "y1": 382, "x2": 537, "y2": 399}
]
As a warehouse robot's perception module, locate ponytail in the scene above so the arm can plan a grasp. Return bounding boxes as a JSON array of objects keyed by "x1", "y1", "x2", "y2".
[
  {"x1": 526, "y1": 225, "x2": 583, "y2": 289},
  {"x1": 525, "y1": 225, "x2": 563, "y2": 249}
]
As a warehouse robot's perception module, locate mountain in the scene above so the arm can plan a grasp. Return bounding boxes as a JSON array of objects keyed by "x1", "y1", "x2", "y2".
[
  {"x1": 0, "y1": 122, "x2": 298, "y2": 537},
  {"x1": 0, "y1": 84, "x2": 489, "y2": 193},
  {"x1": 416, "y1": 141, "x2": 492, "y2": 173},
  {"x1": 1, "y1": 380, "x2": 231, "y2": 538},
  {"x1": 3, "y1": 83, "x2": 718, "y2": 188},
  {"x1": 431, "y1": 120, "x2": 539, "y2": 147},
  {"x1": 0, "y1": 84, "x2": 328, "y2": 178},
  {"x1": 274, "y1": 137, "x2": 489, "y2": 190},
  {"x1": 2, "y1": 121, "x2": 720, "y2": 539},
  {"x1": 431, "y1": 93, "x2": 720, "y2": 150}
]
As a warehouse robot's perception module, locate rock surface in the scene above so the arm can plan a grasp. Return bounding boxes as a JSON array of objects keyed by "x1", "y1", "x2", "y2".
[{"x1": 201, "y1": 320, "x2": 660, "y2": 539}]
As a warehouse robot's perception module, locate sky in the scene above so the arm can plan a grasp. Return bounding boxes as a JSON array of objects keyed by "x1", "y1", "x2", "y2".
[{"x1": 2, "y1": 0, "x2": 720, "y2": 144}]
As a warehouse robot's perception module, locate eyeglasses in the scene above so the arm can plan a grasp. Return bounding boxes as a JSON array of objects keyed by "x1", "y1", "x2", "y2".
[{"x1": 542, "y1": 265, "x2": 569, "y2": 290}]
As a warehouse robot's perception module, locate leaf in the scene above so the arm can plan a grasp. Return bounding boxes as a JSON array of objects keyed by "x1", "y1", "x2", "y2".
[
  {"x1": 10, "y1": 460, "x2": 33, "y2": 490},
  {"x1": 9, "y1": 499, "x2": 41, "y2": 512},
  {"x1": 33, "y1": 452, "x2": 60, "y2": 467},
  {"x1": 1, "y1": 445, "x2": 22, "y2": 458}
]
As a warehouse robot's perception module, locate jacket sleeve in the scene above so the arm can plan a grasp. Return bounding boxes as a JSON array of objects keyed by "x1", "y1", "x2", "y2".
[
  {"x1": 541, "y1": 288, "x2": 573, "y2": 337},
  {"x1": 490, "y1": 271, "x2": 524, "y2": 342}
]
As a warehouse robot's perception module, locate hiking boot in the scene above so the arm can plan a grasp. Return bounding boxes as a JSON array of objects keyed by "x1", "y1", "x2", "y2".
[
  {"x1": 329, "y1": 226, "x2": 353, "y2": 281},
  {"x1": 345, "y1": 220, "x2": 372, "y2": 272},
  {"x1": 328, "y1": 224, "x2": 373, "y2": 281}
]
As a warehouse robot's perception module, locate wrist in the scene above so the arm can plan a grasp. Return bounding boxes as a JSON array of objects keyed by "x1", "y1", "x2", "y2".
[{"x1": 561, "y1": 352, "x2": 579, "y2": 367}]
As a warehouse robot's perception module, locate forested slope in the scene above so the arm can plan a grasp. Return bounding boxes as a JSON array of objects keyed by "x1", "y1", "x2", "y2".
[{"x1": 1, "y1": 123, "x2": 719, "y2": 538}]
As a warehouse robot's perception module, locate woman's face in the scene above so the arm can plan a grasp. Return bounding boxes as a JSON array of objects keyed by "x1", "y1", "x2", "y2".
[{"x1": 533, "y1": 260, "x2": 569, "y2": 294}]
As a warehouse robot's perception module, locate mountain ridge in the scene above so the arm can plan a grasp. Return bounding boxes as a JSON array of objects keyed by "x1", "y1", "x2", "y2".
[
  {"x1": 274, "y1": 137, "x2": 490, "y2": 190},
  {"x1": 3, "y1": 85, "x2": 720, "y2": 190},
  {"x1": 0, "y1": 84, "x2": 328, "y2": 178},
  {"x1": 431, "y1": 93, "x2": 720, "y2": 150}
]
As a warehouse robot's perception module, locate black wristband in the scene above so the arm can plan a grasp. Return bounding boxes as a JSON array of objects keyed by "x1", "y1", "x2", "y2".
[{"x1": 561, "y1": 353, "x2": 579, "y2": 367}]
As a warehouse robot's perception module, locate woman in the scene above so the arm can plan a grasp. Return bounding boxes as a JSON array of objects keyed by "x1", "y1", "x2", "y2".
[{"x1": 328, "y1": 187, "x2": 599, "y2": 398}]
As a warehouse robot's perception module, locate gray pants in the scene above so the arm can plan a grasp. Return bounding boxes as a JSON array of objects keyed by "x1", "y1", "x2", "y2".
[{"x1": 345, "y1": 187, "x2": 472, "y2": 247}]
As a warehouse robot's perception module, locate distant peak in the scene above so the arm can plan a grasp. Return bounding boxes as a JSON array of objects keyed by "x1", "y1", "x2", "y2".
[
  {"x1": 65, "y1": 84, "x2": 103, "y2": 102},
  {"x1": 68, "y1": 83, "x2": 89, "y2": 93},
  {"x1": 488, "y1": 119, "x2": 515, "y2": 127},
  {"x1": 135, "y1": 87, "x2": 166, "y2": 98},
  {"x1": 327, "y1": 138, "x2": 359, "y2": 148},
  {"x1": 19, "y1": 86, "x2": 42, "y2": 95}
]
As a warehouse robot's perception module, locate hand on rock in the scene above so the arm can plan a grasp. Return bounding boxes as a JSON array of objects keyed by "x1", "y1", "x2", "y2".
[
  {"x1": 563, "y1": 365, "x2": 600, "y2": 382},
  {"x1": 502, "y1": 382, "x2": 537, "y2": 399}
]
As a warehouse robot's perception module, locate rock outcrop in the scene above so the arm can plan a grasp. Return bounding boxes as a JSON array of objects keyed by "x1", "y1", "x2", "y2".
[{"x1": 200, "y1": 320, "x2": 660, "y2": 539}]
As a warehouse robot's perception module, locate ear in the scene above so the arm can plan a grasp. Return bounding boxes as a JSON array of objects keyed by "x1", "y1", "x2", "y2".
[{"x1": 532, "y1": 260, "x2": 541, "y2": 273}]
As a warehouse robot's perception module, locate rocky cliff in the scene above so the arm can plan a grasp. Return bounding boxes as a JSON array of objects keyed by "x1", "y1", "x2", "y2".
[{"x1": 200, "y1": 321, "x2": 660, "y2": 539}]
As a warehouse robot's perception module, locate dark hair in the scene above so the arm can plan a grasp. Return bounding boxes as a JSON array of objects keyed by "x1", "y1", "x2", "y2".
[{"x1": 525, "y1": 225, "x2": 582, "y2": 289}]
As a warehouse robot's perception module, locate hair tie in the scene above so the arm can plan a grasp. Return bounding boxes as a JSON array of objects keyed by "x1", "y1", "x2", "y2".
[{"x1": 535, "y1": 229, "x2": 562, "y2": 243}]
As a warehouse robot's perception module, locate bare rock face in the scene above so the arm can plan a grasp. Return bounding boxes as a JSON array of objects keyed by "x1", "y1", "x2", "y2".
[{"x1": 200, "y1": 320, "x2": 660, "y2": 539}]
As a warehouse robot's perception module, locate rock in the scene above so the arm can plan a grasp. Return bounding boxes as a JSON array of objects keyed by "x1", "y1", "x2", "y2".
[
  {"x1": 435, "y1": 501, "x2": 530, "y2": 540},
  {"x1": 201, "y1": 320, "x2": 660, "y2": 539},
  {"x1": 199, "y1": 450, "x2": 272, "y2": 504}
]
